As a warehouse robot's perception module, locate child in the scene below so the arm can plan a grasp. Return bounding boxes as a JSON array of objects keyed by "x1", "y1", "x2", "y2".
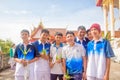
[
  {"x1": 9, "y1": 43, "x2": 16, "y2": 70},
  {"x1": 86, "y1": 23, "x2": 115, "y2": 80},
  {"x1": 62, "y1": 31, "x2": 87, "y2": 80},
  {"x1": 14, "y1": 29, "x2": 39, "y2": 80},
  {"x1": 34, "y1": 29, "x2": 51, "y2": 80},
  {"x1": 75, "y1": 26, "x2": 89, "y2": 50},
  {"x1": 86, "y1": 29, "x2": 93, "y2": 41},
  {"x1": 50, "y1": 32, "x2": 64, "y2": 80}
]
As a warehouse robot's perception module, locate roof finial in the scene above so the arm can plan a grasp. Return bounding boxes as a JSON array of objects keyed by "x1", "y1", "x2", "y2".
[{"x1": 38, "y1": 18, "x2": 44, "y2": 29}]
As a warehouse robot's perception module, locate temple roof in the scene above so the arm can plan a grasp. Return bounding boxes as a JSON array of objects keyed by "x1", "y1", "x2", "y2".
[
  {"x1": 31, "y1": 21, "x2": 44, "y2": 38},
  {"x1": 96, "y1": 0, "x2": 119, "y2": 9}
]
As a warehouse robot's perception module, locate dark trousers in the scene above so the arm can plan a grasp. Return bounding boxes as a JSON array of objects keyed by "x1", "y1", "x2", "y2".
[
  {"x1": 69, "y1": 73, "x2": 82, "y2": 80},
  {"x1": 51, "y1": 74, "x2": 63, "y2": 80}
]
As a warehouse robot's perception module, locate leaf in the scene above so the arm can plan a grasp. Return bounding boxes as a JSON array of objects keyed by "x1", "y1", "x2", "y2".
[
  {"x1": 42, "y1": 49, "x2": 46, "y2": 55},
  {"x1": 103, "y1": 32, "x2": 114, "y2": 41},
  {"x1": 56, "y1": 54, "x2": 62, "y2": 60},
  {"x1": 64, "y1": 70, "x2": 71, "y2": 80},
  {"x1": 19, "y1": 47, "x2": 30, "y2": 58}
]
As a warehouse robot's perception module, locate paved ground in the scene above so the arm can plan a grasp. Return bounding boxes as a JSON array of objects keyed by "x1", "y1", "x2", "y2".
[
  {"x1": 109, "y1": 61, "x2": 120, "y2": 80},
  {"x1": 0, "y1": 61, "x2": 120, "y2": 80},
  {"x1": 0, "y1": 69, "x2": 14, "y2": 80}
]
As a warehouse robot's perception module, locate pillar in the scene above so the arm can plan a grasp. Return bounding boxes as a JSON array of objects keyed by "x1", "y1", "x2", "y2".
[
  {"x1": 103, "y1": 4, "x2": 108, "y2": 36},
  {"x1": 109, "y1": 0, "x2": 115, "y2": 39}
]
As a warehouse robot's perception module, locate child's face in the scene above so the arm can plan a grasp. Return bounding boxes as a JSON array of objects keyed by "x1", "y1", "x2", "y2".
[
  {"x1": 40, "y1": 32, "x2": 49, "y2": 42},
  {"x1": 87, "y1": 31, "x2": 93, "y2": 40},
  {"x1": 77, "y1": 29, "x2": 86, "y2": 39},
  {"x1": 90, "y1": 28, "x2": 100, "y2": 38},
  {"x1": 66, "y1": 34, "x2": 75, "y2": 44},
  {"x1": 55, "y1": 35, "x2": 62, "y2": 43},
  {"x1": 21, "y1": 32, "x2": 29, "y2": 41}
]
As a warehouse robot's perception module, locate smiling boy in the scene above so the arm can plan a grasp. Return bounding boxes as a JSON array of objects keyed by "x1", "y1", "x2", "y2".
[
  {"x1": 86, "y1": 23, "x2": 115, "y2": 80},
  {"x1": 14, "y1": 29, "x2": 39, "y2": 80}
]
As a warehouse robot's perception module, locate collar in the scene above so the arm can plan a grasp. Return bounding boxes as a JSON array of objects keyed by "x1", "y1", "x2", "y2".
[
  {"x1": 19, "y1": 42, "x2": 32, "y2": 46},
  {"x1": 53, "y1": 42, "x2": 63, "y2": 47},
  {"x1": 76, "y1": 37, "x2": 86, "y2": 42},
  {"x1": 38, "y1": 40, "x2": 46, "y2": 44},
  {"x1": 67, "y1": 42, "x2": 76, "y2": 47},
  {"x1": 91, "y1": 37, "x2": 103, "y2": 43},
  {"x1": 38, "y1": 40, "x2": 42, "y2": 44}
]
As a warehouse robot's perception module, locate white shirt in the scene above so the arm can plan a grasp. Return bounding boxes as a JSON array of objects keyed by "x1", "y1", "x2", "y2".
[
  {"x1": 50, "y1": 43, "x2": 63, "y2": 74},
  {"x1": 34, "y1": 40, "x2": 50, "y2": 72},
  {"x1": 62, "y1": 43, "x2": 85, "y2": 74}
]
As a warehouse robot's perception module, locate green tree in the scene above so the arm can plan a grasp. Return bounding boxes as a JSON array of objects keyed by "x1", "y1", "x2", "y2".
[{"x1": 0, "y1": 39, "x2": 13, "y2": 54}]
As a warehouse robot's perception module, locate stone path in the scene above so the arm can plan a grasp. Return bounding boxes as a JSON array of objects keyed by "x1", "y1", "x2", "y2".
[
  {"x1": 109, "y1": 61, "x2": 120, "y2": 80},
  {"x1": 0, "y1": 69, "x2": 14, "y2": 80},
  {"x1": 0, "y1": 61, "x2": 120, "y2": 80}
]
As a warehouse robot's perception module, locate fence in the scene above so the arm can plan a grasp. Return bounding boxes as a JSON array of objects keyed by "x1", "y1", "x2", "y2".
[{"x1": 0, "y1": 54, "x2": 10, "y2": 71}]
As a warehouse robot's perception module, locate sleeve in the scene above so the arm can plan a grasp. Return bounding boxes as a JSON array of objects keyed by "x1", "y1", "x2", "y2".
[
  {"x1": 14, "y1": 45, "x2": 19, "y2": 58},
  {"x1": 62, "y1": 47, "x2": 66, "y2": 59},
  {"x1": 81, "y1": 45, "x2": 86, "y2": 57},
  {"x1": 50, "y1": 46, "x2": 53, "y2": 58},
  {"x1": 33, "y1": 44, "x2": 40, "y2": 57},
  {"x1": 48, "y1": 43, "x2": 51, "y2": 54},
  {"x1": 105, "y1": 40, "x2": 115, "y2": 58},
  {"x1": 86, "y1": 42, "x2": 91, "y2": 57}
]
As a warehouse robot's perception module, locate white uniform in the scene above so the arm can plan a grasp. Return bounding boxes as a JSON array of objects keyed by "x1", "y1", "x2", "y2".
[
  {"x1": 34, "y1": 40, "x2": 51, "y2": 80},
  {"x1": 50, "y1": 43, "x2": 63, "y2": 75},
  {"x1": 34, "y1": 58, "x2": 50, "y2": 80},
  {"x1": 15, "y1": 62, "x2": 34, "y2": 80}
]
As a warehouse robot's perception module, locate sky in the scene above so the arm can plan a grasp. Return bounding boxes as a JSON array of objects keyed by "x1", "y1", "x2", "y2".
[{"x1": 0, "y1": 0, "x2": 119, "y2": 44}]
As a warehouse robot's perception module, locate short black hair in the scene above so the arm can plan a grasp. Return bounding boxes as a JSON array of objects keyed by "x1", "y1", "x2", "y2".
[
  {"x1": 66, "y1": 31, "x2": 75, "y2": 36},
  {"x1": 41, "y1": 29, "x2": 49, "y2": 34},
  {"x1": 77, "y1": 25, "x2": 86, "y2": 31},
  {"x1": 55, "y1": 32, "x2": 63, "y2": 37},
  {"x1": 86, "y1": 29, "x2": 90, "y2": 34},
  {"x1": 21, "y1": 29, "x2": 29, "y2": 35}
]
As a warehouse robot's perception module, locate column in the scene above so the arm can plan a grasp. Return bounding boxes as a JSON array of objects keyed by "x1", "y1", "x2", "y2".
[
  {"x1": 103, "y1": 4, "x2": 108, "y2": 36},
  {"x1": 109, "y1": 0, "x2": 115, "y2": 38}
]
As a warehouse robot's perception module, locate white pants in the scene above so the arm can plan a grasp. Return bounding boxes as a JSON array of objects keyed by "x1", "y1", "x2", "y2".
[
  {"x1": 15, "y1": 73, "x2": 34, "y2": 80},
  {"x1": 15, "y1": 63, "x2": 34, "y2": 80},
  {"x1": 87, "y1": 76, "x2": 103, "y2": 80},
  {"x1": 15, "y1": 76, "x2": 24, "y2": 80},
  {"x1": 35, "y1": 71, "x2": 50, "y2": 80}
]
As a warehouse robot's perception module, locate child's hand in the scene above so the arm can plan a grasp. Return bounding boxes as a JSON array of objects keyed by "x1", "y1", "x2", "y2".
[
  {"x1": 82, "y1": 72, "x2": 86, "y2": 80},
  {"x1": 63, "y1": 77, "x2": 66, "y2": 80},
  {"x1": 55, "y1": 59, "x2": 62, "y2": 63},
  {"x1": 40, "y1": 54, "x2": 49, "y2": 60},
  {"x1": 49, "y1": 62, "x2": 55, "y2": 68},
  {"x1": 20, "y1": 59, "x2": 27, "y2": 67},
  {"x1": 103, "y1": 74, "x2": 109, "y2": 80}
]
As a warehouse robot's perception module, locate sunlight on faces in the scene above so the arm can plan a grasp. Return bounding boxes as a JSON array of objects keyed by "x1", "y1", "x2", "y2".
[
  {"x1": 66, "y1": 34, "x2": 75, "y2": 44},
  {"x1": 55, "y1": 35, "x2": 63, "y2": 43},
  {"x1": 40, "y1": 32, "x2": 49, "y2": 42},
  {"x1": 87, "y1": 31, "x2": 93, "y2": 40},
  {"x1": 77, "y1": 29, "x2": 86, "y2": 39},
  {"x1": 90, "y1": 28, "x2": 100, "y2": 38},
  {"x1": 21, "y1": 32, "x2": 29, "y2": 42}
]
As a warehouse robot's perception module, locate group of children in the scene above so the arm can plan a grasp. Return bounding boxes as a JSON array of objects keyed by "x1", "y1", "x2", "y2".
[{"x1": 13, "y1": 23, "x2": 115, "y2": 80}]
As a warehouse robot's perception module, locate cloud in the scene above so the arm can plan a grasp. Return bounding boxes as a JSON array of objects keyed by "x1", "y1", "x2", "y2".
[{"x1": 2, "y1": 10, "x2": 31, "y2": 15}]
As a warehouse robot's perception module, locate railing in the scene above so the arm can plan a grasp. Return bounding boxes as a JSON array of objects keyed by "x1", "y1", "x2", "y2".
[{"x1": 0, "y1": 54, "x2": 10, "y2": 71}]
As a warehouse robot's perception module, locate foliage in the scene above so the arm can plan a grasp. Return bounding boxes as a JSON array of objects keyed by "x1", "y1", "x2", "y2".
[
  {"x1": 103, "y1": 32, "x2": 114, "y2": 41},
  {"x1": 19, "y1": 47, "x2": 30, "y2": 59},
  {"x1": 64, "y1": 70, "x2": 71, "y2": 80},
  {"x1": 0, "y1": 39, "x2": 14, "y2": 54}
]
